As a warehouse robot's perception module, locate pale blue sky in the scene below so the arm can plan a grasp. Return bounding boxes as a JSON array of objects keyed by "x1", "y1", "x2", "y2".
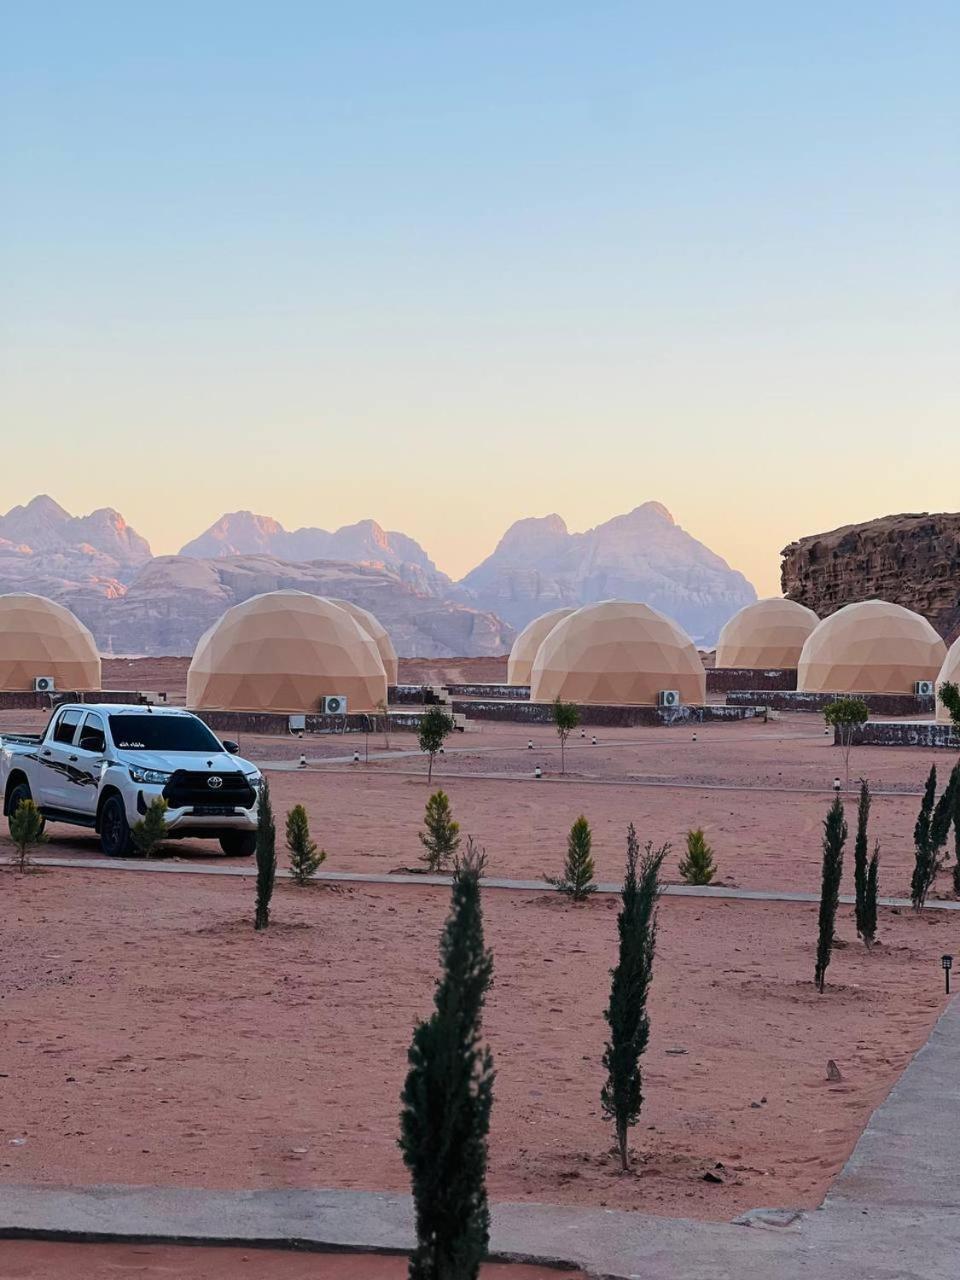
[{"x1": 3, "y1": 2, "x2": 957, "y2": 591}]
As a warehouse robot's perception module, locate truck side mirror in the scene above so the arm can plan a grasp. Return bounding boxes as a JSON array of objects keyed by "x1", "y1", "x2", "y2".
[{"x1": 222, "y1": 739, "x2": 240, "y2": 755}]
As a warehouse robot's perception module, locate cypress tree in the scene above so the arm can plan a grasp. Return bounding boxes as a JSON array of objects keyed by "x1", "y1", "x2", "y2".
[
  {"x1": 678, "y1": 828, "x2": 716, "y2": 886},
  {"x1": 601, "y1": 824, "x2": 667, "y2": 1172},
  {"x1": 132, "y1": 797, "x2": 169, "y2": 859},
  {"x1": 418, "y1": 790, "x2": 461, "y2": 873},
  {"x1": 548, "y1": 815, "x2": 596, "y2": 900},
  {"x1": 286, "y1": 804, "x2": 325, "y2": 885},
  {"x1": 399, "y1": 838, "x2": 494, "y2": 1280},
  {"x1": 815, "y1": 797, "x2": 847, "y2": 993},
  {"x1": 254, "y1": 779, "x2": 277, "y2": 930},
  {"x1": 911, "y1": 764, "x2": 958, "y2": 912}
]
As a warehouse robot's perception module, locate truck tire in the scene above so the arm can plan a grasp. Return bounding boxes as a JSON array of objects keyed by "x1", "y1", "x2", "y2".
[
  {"x1": 220, "y1": 831, "x2": 257, "y2": 857},
  {"x1": 7, "y1": 782, "x2": 45, "y2": 838},
  {"x1": 100, "y1": 794, "x2": 135, "y2": 858}
]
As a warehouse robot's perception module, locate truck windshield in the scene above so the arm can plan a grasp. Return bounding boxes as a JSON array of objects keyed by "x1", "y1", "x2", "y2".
[{"x1": 108, "y1": 715, "x2": 223, "y2": 753}]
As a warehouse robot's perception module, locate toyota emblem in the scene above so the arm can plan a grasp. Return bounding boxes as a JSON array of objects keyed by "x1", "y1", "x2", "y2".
[{"x1": 207, "y1": 776, "x2": 223, "y2": 790}]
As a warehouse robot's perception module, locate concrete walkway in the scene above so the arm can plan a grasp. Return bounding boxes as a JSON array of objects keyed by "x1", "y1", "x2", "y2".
[
  {"x1": 25, "y1": 855, "x2": 960, "y2": 913},
  {"x1": 3, "y1": 996, "x2": 959, "y2": 1276}
]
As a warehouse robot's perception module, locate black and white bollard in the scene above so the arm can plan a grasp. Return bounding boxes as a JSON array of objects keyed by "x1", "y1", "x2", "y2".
[{"x1": 298, "y1": 753, "x2": 307, "y2": 769}]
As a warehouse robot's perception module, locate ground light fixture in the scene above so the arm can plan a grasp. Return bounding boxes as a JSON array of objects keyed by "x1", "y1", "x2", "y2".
[
  {"x1": 535, "y1": 765, "x2": 542, "y2": 779},
  {"x1": 692, "y1": 732, "x2": 697, "y2": 742},
  {"x1": 528, "y1": 739, "x2": 533, "y2": 750},
  {"x1": 833, "y1": 777, "x2": 842, "y2": 794},
  {"x1": 592, "y1": 735, "x2": 597, "y2": 745},
  {"x1": 580, "y1": 728, "x2": 585, "y2": 738},
  {"x1": 298, "y1": 753, "x2": 307, "y2": 769},
  {"x1": 942, "y1": 954, "x2": 953, "y2": 995}
]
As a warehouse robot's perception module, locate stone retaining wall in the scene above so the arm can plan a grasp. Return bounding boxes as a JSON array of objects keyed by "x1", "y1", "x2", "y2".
[
  {"x1": 706, "y1": 668, "x2": 797, "y2": 693},
  {"x1": 845, "y1": 720, "x2": 960, "y2": 749},
  {"x1": 0, "y1": 689, "x2": 152, "y2": 711},
  {"x1": 726, "y1": 690, "x2": 933, "y2": 716},
  {"x1": 448, "y1": 699, "x2": 764, "y2": 727},
  {"x1": 196, "y1": 709, "x2": 423, "y2": 736}
]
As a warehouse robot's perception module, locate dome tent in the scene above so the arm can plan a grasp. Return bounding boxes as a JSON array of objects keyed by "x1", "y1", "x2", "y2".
[
  {"x1": 507, "y1": 607, "x2": 576, "y2": 685},
  {"x1": 715, "y1": 598, "x2": 819, "y2": 670},
  {"x1": 325, "y1": 598, "x2": 399, "y2": 685},
  {"x1": 0, "y1": 593, "x2": 100, "y2": 692},
  {"x1": 935, "y1": 636, "x2": 960, "y2": 725},
  {"x1": 530, "y1": 600, "x2": 705, "y2": 706},
  {"x1": 187, "y1": 590, "x2": 388, "y2": 713},
  {"x1": 797, "y1": 600, "x2": 946, "y2": 695}
]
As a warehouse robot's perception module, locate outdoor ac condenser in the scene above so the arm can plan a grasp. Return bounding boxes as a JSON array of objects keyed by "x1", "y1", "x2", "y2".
[
  {"x1": 915, "y1": 680, "x2": 935, "y2": 697},
  {"x1": 657, "y1": 689, "x2": 680, "y2": 707},
  {"x1": 33, "y1": 676, "x2": 55, "y2": 693},
  {"x1": 321, "y1": 695, "x2": 348, "y2": 715}
]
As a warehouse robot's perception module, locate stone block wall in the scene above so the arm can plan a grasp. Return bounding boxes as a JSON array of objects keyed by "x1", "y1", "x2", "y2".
[{"x1": 706, "y1": 668, "x2": 797, "y2": 694}]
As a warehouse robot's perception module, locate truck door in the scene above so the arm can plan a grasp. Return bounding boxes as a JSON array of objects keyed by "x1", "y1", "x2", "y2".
[
  {"x1": 69, "y1": 711, "x2": 107, "y2": 817},
  {"x1": 38, "y1": 708, "x2": 84, "y2": 809}
]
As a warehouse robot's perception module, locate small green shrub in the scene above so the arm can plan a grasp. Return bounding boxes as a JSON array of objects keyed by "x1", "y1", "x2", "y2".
[{"x1": 678, "y1": 828, "x2": 716, "y2": 885}]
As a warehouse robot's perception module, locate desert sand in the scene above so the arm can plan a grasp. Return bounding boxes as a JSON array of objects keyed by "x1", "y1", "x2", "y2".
[
  {"x1": 0, "y1": 1241, "x2": 581, "y2": 1279},
  {"x1": 1, "y1": 869, "x2": 948, "y2": 1222}
]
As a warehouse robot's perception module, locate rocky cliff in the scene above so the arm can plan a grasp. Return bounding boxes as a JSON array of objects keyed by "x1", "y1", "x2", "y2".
[
  {"x1": 781, "y1": 512, "x2": 960, "y2": 642},
  {"x1": 461, "y1": 502, "x2": 756, "y2": 645},
  {"x1": 180, "y1": 511, "x2": 452, "y2": 597}
]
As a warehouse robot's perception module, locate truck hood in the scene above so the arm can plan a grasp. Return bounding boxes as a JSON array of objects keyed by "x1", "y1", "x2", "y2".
[{"x1": 114, "y1": 751, "x2": 258, "y2": 776}]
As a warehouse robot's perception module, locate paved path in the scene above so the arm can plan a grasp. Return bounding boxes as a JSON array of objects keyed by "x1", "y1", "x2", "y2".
[
  {"x1": 3, "y1": 996, "x2": 959, "y2": 1277},
  {"x1": 25, "y1": 855, "x2": 960, "y2": 912}
]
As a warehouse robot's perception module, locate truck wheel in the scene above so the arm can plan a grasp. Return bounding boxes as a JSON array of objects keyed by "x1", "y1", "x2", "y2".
[
  {"x1": 100, "y1": 795, "x2": 135, "y2": 858},
  {"x1": 220, "y1": 831, "x2": 257, "y2": 857},
  {"x1": 7, "y1": 783, "x2": 45, "y2": 838}
]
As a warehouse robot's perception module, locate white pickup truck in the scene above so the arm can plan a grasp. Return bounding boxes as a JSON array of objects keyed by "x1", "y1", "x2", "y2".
[{"x1": 1, "y1": 704, "x2": 261, "y2": 858}]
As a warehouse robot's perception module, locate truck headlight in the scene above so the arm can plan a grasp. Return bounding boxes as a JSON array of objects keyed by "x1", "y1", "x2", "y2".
[
  {"x1": 244, "y1": 770, "x2": 263, "y2": 788},
  {"x1": 129, "y1": 765, "x2": 172, "y2": 785}
]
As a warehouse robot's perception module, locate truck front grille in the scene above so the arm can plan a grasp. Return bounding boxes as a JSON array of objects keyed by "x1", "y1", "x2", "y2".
[{"x1": 162, "y1": 770, "x2": 257, "y2": 810}]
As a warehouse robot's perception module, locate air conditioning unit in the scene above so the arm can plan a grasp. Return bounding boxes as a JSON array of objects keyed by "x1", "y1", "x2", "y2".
[
  {"x1": 916, "y1": 680, "x2": 935, "y2": 697},
  {"x1": 321, "y1": 695, "x2": 348, "y2": 715},
  {"x1": 33, "y1": 676, "x2": 56, "y2": 693},
  {"x1": 288, "y1": 714, "x2": 306, "y2": 732},
  {"x1": 657, "y1": 689, "x2": 680, "y2": 708}
]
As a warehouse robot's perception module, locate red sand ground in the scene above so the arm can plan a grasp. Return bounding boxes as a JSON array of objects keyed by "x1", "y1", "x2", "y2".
[
  {"x1": 0, "y1": 1241, "x2": 581, "y2": 1279},
  {"x1": 2, "y1": 712, "x2": 954, "y2": 899},
  {"x1": 1, "y1": 870, "x2": 949, "y2": 1222}
]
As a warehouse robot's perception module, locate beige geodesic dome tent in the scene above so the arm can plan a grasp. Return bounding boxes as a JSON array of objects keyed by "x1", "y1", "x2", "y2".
[
  {"x1": 187, "y1": 590, "x2": 388, "y2": 713},
  {"x1": 797, "y1": 600, "x2": 946, "y2": 695},
  {"x1": 507, "y1": 607, "x2": 576, "y2": 685},
  {"x1": 715, "y1": 597, "x2": 820, "y2": 670},
  {"x1": 530, "y1": 600, "x2": 706, "y2": 706},
  {"x1": 935, "y1": 637, "x2": 960, "y2": 724},
  {"x1": 0, "y1": 593, "x2": 100, "y2": 692},
  {"x1": 325, "y1": 599, "x2": 398, "y2": 685}
]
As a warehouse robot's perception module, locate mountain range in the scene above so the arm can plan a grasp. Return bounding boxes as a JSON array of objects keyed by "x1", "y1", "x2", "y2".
[{"x1": 0, "y1": 496, "x2": 755, "y2": 656}]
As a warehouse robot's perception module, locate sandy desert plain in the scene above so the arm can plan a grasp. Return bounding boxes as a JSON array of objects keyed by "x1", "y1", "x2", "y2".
[{"x1": 2, "y1": 656, "x2": 958, "y2": 1276}]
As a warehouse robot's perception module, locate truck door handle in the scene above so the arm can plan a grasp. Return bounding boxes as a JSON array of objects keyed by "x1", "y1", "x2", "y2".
[
  {"x1": 42, "y1": 749, "x2": 52, "y2": 757},
  {"x1": 69, "y1": 756, "x2": 78, "y2": 762}
]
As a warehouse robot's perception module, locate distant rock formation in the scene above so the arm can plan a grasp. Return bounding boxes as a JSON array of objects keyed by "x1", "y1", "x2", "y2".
[
  {"x1": 461, "y1": 502, "x2": 756, "y2": 645},
  {"x1": 781, "y1": 513, "x2": 960, "y2": 643},
  {"x1": 180, "y1": 511, "x2": 451, "y2": 597},
  {"x1": 0, "y1": 494, "x2": 758, "y2": 656},
  {"x1": 0, "y1": 495, "x2": 152, "y2": 601},
  {"x1": 87, "y1": 555, "x2": 511, "y2": 659}
]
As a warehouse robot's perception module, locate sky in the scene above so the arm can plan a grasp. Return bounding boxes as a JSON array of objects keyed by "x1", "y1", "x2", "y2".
[{"x1": 2, "y1": 2, "x2": 958, "y2": 594}]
